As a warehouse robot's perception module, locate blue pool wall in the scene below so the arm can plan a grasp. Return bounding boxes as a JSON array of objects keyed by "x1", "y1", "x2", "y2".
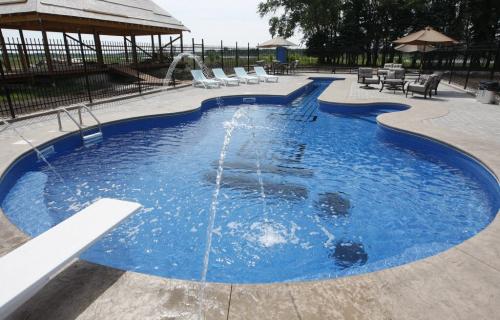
[{"x1": 1, "y1": 77, "x2": 498, "y2": 216}]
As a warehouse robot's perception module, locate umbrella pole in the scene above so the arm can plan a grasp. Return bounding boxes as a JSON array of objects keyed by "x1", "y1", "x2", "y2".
[{"x1": 418, "y1": 44, "x2": 427, "y2": 81}]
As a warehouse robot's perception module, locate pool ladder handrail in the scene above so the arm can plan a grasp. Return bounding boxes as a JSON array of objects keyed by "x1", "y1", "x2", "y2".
[{"x1": 57, "y1": 104, "x2": 103, "y2": 142}]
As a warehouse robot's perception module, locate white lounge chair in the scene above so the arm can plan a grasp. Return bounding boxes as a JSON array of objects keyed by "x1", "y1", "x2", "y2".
[
  {"x1": 0, "y1": 198, "x2": 142, "y2": 318},
  {"x1": 254, "y1": 66, "x2": 279, "y2": 83},
  {"x1": 234, "y1": 67, "x2": 260, "y2": 84},
  {"x1": 190, "y1": 70, "x2": 221, "y2": 89},
  {"x1": 212, "y1": 68, "x2": 240, "y2": 86}
]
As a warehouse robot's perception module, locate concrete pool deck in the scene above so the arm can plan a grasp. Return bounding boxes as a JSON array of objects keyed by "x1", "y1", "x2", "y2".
[{"x1": 0, "y1": 74, "x2": 499, "y2": 319}]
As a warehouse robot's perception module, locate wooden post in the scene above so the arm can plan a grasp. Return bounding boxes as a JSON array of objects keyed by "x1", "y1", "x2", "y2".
[
  {"x1": 131, "y1": 35, "x2": 138, "y2": 65},
  {"x1": 63, "y1": 32, "x2": 72, "y2": 65},
  {"x1": 151, "y1": 35, "x2": 155, "y2": 61},
  {"x1": 93, "y1": 31, "x2": 104, "y2": 65},
  {"x1": 78, "y1": 31, "x2": 93, "y2": 103},
  {"x1": 123, "y1": 36, "x2": 129, "y2": 63},
  {"x1": 17, "y1": 44, "x2": 28, "y2": 72},
  {"x1": 247, "y1": 42, "x2": 250, "y2": 70},
  {"x1": 180, "y1": 33, "x2": 184, "y2": 53},
  {"x1": 158, "y1": 34, "x2": 163, "y2": 63},
  {"x1": 41, "y1": 30, "x2": 53, "y2": 72},
  {"x1": 19, "y1": 29, "x2": 30, "y2": 68},
  {"x1": 0, "y1": 28, "x2": 12, "y2": 72},
  {"x1": 170, "y1": 36, "x2": 173, "y2": 57}
]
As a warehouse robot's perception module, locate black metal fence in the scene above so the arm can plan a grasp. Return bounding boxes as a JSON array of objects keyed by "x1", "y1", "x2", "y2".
[{"x1": 1, "y1": 34, "x2": 499, "y2": 119}]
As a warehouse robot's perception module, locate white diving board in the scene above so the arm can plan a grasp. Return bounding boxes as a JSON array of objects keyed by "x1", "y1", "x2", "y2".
[{"x1": 0, "y1": 198, "x2": 142, "y2": 319}]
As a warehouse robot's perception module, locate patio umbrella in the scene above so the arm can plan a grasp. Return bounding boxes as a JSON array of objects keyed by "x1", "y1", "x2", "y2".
[
  {"x1": 393, "y1": 26, "x2": 458, "y2": 72},
  {"x1": 257, "y1": 37, "x2": 297, "y2": 48},
  {"x1": 258, "y1": 37, "x2": 298, "y2": 64}
]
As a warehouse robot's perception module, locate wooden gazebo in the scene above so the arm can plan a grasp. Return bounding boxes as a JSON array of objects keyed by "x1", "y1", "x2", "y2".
[{"x1": 0, "y1": 0, "x2": 189, "y2": 71}]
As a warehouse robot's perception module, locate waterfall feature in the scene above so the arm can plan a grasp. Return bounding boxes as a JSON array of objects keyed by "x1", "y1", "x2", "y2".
[{"x1": 163, "y1": 53, "x2": 211, "y2": 88}]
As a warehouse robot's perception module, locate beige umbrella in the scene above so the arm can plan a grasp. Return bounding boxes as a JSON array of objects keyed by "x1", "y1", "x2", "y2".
[
  {"x1": 393, "y1": 26, "x2": 458, "y2": 46},
  {"x1": 257, "y1": 37, "x2": 297, "y2": 48},
  {"x1": 393, "y1": 26, "x2": 458, "y2": 72}
]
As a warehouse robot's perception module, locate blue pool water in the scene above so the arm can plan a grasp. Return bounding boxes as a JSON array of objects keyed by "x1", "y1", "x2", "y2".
[{"x1": 1, "y1": 79, "x2": 499, "y2": 283}]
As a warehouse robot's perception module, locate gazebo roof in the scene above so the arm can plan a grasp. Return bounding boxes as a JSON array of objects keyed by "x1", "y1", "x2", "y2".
[{"x1": 0, "y1": 0, "x2": 189, "y2": 35}]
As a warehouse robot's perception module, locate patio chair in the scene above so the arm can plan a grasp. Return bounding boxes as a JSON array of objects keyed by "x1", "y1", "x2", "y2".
[
  {"x1": 430, "y1": 72, "x2": 443, "y2": 95},
  {"x1": 254, "y1": 66, "x2": 279, "y2": 82},
  {"x1": 379, "y1": 68, "x2": 406, "y2": 93},
  {"x1": 289, "y1": 60, "x2": 299, "y2": 75},
  {"x1": 212, "y1": 68, "x2": 240, "y2": 86},
  {"x1": 190, "y1": 70, "x2": 221, "y2": 89},
  {"x1": 358, "y1": 68, "x2": 380, "y2": 89},
  {"x1": 406, "y1": 74, "x2": 437, "y2": 99},
  {"x1": 234, "y1": 67, "x2": 260, "y2": 84}
]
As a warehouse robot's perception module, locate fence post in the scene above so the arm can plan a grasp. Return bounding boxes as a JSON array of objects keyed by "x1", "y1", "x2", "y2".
[
  {"x1": 221, "y1": 40, "x2": 224, "y2": 70},
  {"x1": 201, "y1": 38, "x2": 205, "y2": 63},
  {"x1": 180, "y1": 34, "x2": 184, "y2": 53},
  {"x1": 490, "y1": 41, "x2": 500, "y2": 80},
  {"x1": 0, "y1": 59, "x2": 15, "y2": 118},
  {"x1": 78, "y1": 31, "x2": 93, "y2": 103},
  {"x1": 192, "y1": 38, "x2": 196, "y2": 68},
  {"x1": 257, "y1": 46, "x2": 260, "y2": 61},
  {"x1": 0, "y1": 28, "x2": 12, "y2": 72},
  {"x1": 448, "y1": 49, "x2": 456, "y2": 84},
  {"x1": 247, "y1": 42, "x2": 250, "y2": 70},
  {"x1": 464, "y1": 52, "x2": 472, "y2": 90},
  {"x1": 137, "y1": 67, "x2": 142, "y2": 94},
  {"x1": 236, "y1": 42, "x2": 239, "y2": 67}
]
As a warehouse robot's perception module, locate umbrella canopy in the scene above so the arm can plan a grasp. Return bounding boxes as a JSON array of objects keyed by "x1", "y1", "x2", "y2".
[
  {"x1": 395, "y1": 44, "x2": 436, "y2": 53},
  {"x1": 258, "y1": 37, "x2": 297, "y2": 48},
  {"x1": 393, "y1": 26, "x2": 458, "y2": 46}
]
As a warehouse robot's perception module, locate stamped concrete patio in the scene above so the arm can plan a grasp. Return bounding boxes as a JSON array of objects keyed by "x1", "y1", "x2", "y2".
[{"x1": 0, "y1": 74, "x2": 499, "y2": 320}]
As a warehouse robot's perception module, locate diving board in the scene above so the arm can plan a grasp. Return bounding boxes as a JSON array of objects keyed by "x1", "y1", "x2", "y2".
[{"x1": 0, "y1": 198, "x2": 142, "y2": 318}]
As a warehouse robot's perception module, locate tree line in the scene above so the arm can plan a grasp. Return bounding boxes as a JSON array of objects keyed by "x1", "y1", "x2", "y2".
[{"x1": 258, "y1": 0, "x2": 500, "y2": 66}]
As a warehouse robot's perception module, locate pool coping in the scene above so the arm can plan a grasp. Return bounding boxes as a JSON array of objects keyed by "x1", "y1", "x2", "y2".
[{"x1": 1, "y1": 74, "x2": 500, "y2": 319}]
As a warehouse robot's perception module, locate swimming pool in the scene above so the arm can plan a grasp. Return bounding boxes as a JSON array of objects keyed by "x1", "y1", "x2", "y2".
[{"x1": 1, "y1": 78, "x2": 499, "y2": 283}]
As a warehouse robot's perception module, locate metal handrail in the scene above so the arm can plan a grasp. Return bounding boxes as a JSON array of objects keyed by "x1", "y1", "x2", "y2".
[
  {"x1": 57, "y1": 107, "x2": 84, "y2": 138},
  {"x1": 76, "y1": 104, "x2": 102, "y2": 132}
]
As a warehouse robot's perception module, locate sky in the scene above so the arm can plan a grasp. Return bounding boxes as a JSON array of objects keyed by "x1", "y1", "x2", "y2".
[
  {"x1": 1, "y1": 0, "x2": 304, "y2": 46},
  {"x1": 155, "y1": 0, "x2": 303, "y2": 47}
]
